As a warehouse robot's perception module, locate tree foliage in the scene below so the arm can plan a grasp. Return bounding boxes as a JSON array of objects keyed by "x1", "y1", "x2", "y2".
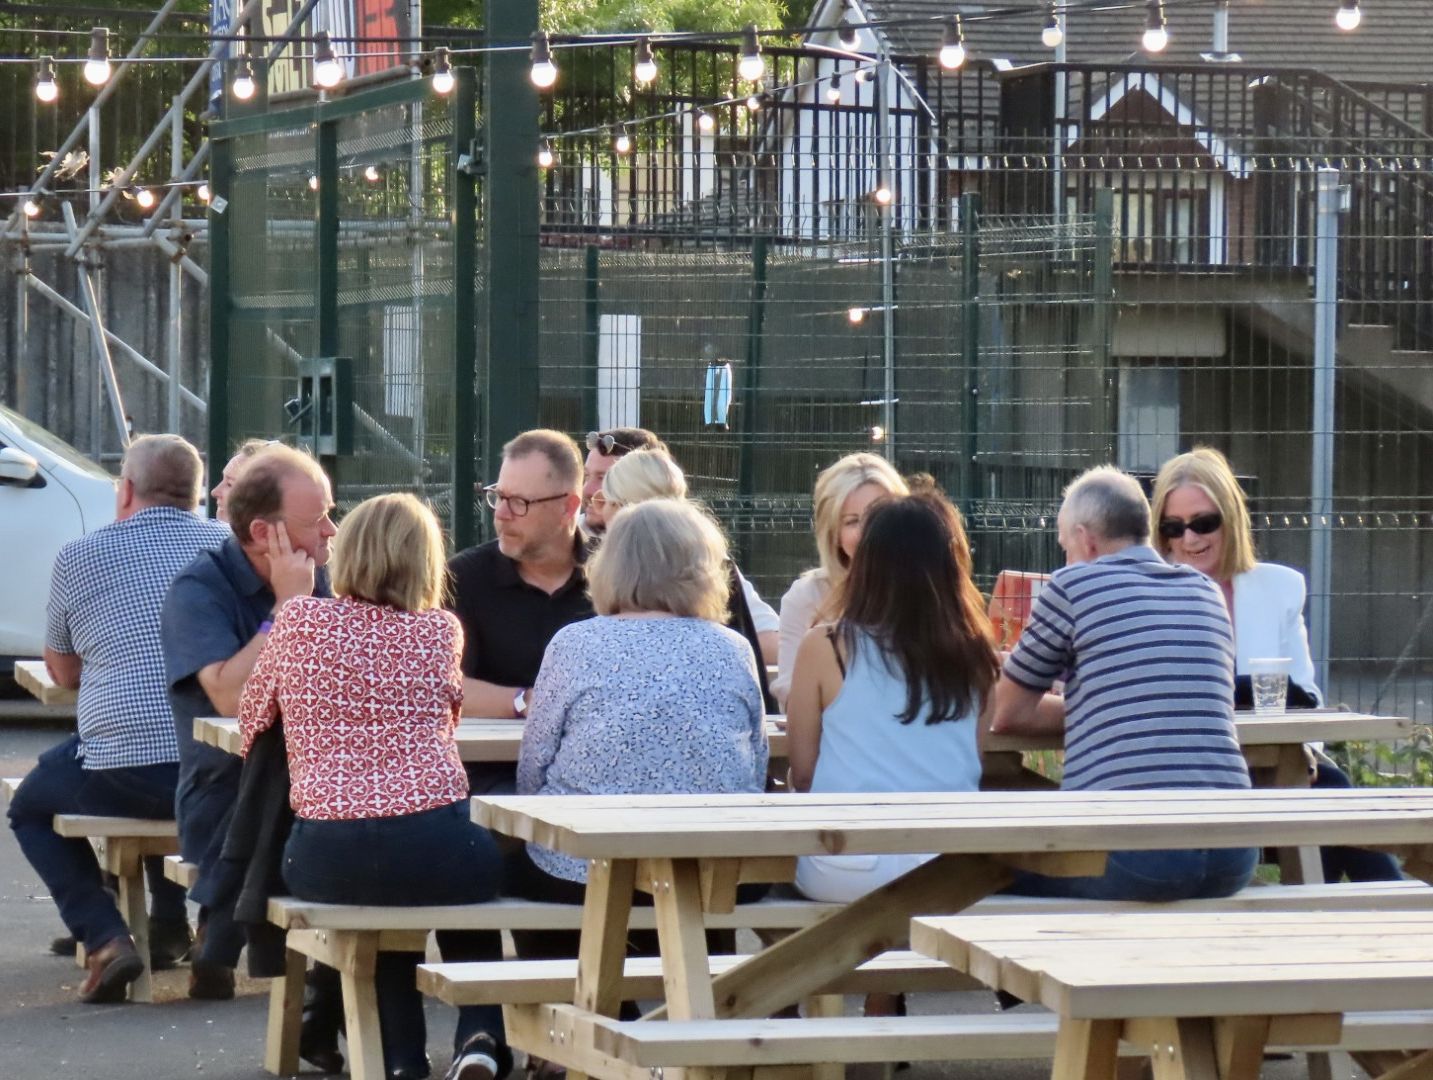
[{"x1": 423, "y1": 0, "x2": 787, "y2": 34}]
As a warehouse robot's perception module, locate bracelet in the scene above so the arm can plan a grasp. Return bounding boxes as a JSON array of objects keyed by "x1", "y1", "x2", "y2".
[{"x1": 257, "y1": 619, "x2": 274, "y2": 635}]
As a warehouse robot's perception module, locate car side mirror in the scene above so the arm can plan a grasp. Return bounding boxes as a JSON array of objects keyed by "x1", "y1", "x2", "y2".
[{"x1": 0, "y1": 446, "x2": 42, "y2": 487}]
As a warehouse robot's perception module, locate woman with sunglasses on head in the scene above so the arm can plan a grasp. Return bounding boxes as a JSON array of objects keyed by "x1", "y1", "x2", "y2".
[{"x1": 1151, "y1": 448, "x2": 1401, "y2": 883}]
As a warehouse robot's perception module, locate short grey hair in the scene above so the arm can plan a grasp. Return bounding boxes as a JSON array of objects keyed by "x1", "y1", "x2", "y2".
[
  {"x1": 122, "y1": 434, "x2": 203, "y2": 510},
  {"x1": 1061, "y1": 465, "x2": 1150, "y2": 543},
  {"x1": 587, "y1": 499, "x2": 729, "y2": 622}
]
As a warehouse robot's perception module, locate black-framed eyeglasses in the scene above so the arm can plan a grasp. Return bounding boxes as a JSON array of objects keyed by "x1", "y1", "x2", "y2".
[
  {"x1": 482, "y1": 484, "x2": 568, "y2": 516},
  {"x1": 1157, "y1": 511, "x2": 1223, "y2": 540},
  {"x1": 586, "y1": 431, "x2": 638, "y2": 457}
]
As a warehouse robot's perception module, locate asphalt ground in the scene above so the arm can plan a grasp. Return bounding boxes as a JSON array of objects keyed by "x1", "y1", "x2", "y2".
[{"x1": 0, "y1": 717, "x2": 1369, "y2": 1080}]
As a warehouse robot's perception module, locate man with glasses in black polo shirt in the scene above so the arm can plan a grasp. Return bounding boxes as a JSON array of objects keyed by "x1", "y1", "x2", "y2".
[{"x1": 449, "y1": 429, "x2": 592, "y2": 740}]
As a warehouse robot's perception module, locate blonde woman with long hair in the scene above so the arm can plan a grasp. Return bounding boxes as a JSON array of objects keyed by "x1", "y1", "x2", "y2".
[{"x1": 773, "y1": 453, "x2": 909, "y2": 706}]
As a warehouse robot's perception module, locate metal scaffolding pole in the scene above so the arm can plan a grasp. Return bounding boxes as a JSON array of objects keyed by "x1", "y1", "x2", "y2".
[
  {"x1": 1309, "y1": 167, "x2": 1341, "y2": 691},
  {"x1": 64, "y1": 204, "x2": 131, "y2": 452}
]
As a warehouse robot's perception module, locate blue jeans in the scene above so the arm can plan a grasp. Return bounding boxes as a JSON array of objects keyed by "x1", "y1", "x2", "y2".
[
  {"x1": 1007, "y1": 846, "x2": 1259, "y2": 902},
  {"x1": 1315, "y1": 762, "x2": 1404, "y2": 882},
  {"x1": 8, "y1": 735, "x2": 187, "y2": 951},
  {"x1": 282, "y1": 801, "x2": 506, "y2": 1075}
]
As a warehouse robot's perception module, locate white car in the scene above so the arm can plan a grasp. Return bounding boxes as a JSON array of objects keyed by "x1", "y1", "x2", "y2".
[{"x1": 0, "y1": 404, "x2": 117, "y2": 671}]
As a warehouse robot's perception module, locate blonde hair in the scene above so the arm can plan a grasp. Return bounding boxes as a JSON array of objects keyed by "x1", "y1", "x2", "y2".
[
  {"x1": 588, "y1": 499, "x2": 729, "y2": 622},
  {"x1": 810, "y1": 453, "x2": 909, "y2": 584},
  {"x1": 331, "y1": 493, "x2": 447, "y2": 611},
  {"x1": 1150, "y1": 447, "x2": 1257, "y2": 580},
  {"x1": 602, "y1": 448, "x2": 687, "y2": 511}
]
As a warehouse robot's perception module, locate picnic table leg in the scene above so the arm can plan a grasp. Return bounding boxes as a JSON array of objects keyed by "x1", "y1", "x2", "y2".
[
  {"x1": 656, "y1": 853, "x2": 1013, "y2": 1021},
  {"x1": 649, "y1": 858, "x2": 724, "y2": 1080},
  {"x1": 568, "y1": 858, "x2": 638, "y2": 1080},
  {"x1": 110, "y1": 840, "x2": 154, "y2": 1003},
  {"x1": 1271, "y1": 746, "x2": 1323, "y2": 886},
  {"x1": 1051, "y1": 1019, "x2": 1121, "y2": 1080},
  {"x1": 1212, "y1": 1016, "x2": 1268, "y2": 1080},
  {"x1": 264, "y1": 944, "x2": 306, "y2": 1075},
  {"x1": 337, "y1": 933, "x2": 385, "y2": 1080},
  {"x1": 1128, "y1": 1018, "x2": 1221, "y2": 1080},
  {"x1": 1371, "y1": 1048, "x2": 1433, "y2": 1080},
  {"x1": 804, "y1": 995, "x2": 845, "y2": 1080}
]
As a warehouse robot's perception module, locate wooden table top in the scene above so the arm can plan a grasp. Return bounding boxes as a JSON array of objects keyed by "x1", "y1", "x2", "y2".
[
  {"x1": 910, "y1": 911, "x2": 1433, "y2": 1020},
  {"x1": 983, "y1": 709, "x2": 1411, "y2": 752},
  {"x1": 472, "y1": 788, "x2": 1433, "y2": 860},
  {"x1": 13, "y1": 659, "x2": 77, "y2": 707},
  {"x1": 193, "y1": 716, "x2": 789, "y2": 762}
]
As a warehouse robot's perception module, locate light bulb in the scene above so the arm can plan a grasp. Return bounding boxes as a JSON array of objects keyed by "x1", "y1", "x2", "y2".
[
  {"x1": 197, "y1": 183, "x2": 211, "y2": 203},
  {"x1": 307, "y1": 173, "x2": 319, "y2": 192},
  {"x1": 22, "y1": 197, "x2": 40, "y2": 218},
  {"x1": 847, "y1": 306, "x2": 865, "y2": 324},
  {"x1": 737, "y1": 25, "x2": 764, "y2": 82},
  {"x1": 364, "y1": 164, "x2": 380, "y2": 182},
  {"x1": 838, "y1": 20, "x2": 859, "y2": 49},
  {"x1": 746, "y1": 94, "x2": 761, "y2": 111},
  {"x1": 1335, "y1": 0, "x2": 1361, "y2": 30},
  {"x1": 35, "y1": 57, "x2": 58, "y2": 103},
  {"x1": 855, "y1": 67, "x2": 871, "y2": 83},
  {"x1": 1042, "y1": 11, "x2": 1064, "y2": 48},
  {"x1": 826, "y1": 76, "x2": 841, "y2": 103},
  {"x1": 614, "y1": 128, "x2": 632, "y2": 155},
  {"x1": 634, "y1": 36, "x2": 657, "y2": 85},
  {"x1": 231, "y1": 55, "x2": 256, "y2": 101},
  {"x1": 873, "y1": 185, "x2": 892, "y2": 206},
  {"x1": 135, "y1": 186, "x2": 156, "y2": 209},
  {"x1": 84, "y1": 28, "x2": 111, "y2": 87},
  {"x1": 697, "y1": 111, "x2": 715, "y2": 133},
  {"x1": 870, "y1": 424, "x2": 886, "y2": 442},
  {"x1": 537, "y1": 140, "x2": 555, "y2": 168},
  {"x1": 431, "y1": 47, "x2": 454, "y2": 94},
  {"x1": 1143, "y1": 1, "x2": 1168, "y2": 52},
  {"x1": 530, "y1": 31, "x2": 557, "y2": 89},
  {"x1": 938, "y1": 20, "x2": 966, "y2": 70},
  {"x1": 313, "y1": 31, "x2": 344, "y2": 89}
]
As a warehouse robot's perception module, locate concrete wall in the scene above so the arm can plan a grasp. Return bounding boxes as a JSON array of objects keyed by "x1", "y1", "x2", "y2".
[{"x1": 0, "y1": 244, "x2": 210, "y2": 465}]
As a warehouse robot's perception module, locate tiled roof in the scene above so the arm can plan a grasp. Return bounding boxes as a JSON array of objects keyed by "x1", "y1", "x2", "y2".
[{"x1": 849, "y1": 0, "x2": 1433, "y2": 87}]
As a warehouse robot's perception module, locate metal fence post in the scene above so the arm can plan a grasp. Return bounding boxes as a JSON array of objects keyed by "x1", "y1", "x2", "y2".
[
  {"x1": 316, "y1": 119, "x2": 339, "y2": 360},
  {"x1": 960, "y1": 191, "x2": 981, "y2": 509},
  {"x1": 737, "y1": 236, "x2": 769, "y2": 568},
  {"x1": 1310, "y1": 167, "x2": 1341, "y2": 689},
  {"x1": 482, "y1": 0, "x2": 541, "y2": 472},
  {"x1": 206, "y1": 130, "x2": 232, "y2": 491},
  {"x1": 1091, "y1": 187, "x2": 1116, "y2": 463},
  {"x1": 452, "y1": 67, "x2": 480, "y2": 549},
  {"x1": 582, "y1": 245, "x2": 600, "y2": 432}
]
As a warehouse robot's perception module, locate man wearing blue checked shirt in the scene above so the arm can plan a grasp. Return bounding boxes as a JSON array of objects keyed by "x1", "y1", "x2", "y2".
[{"x1": 7, "y1": 434, "x2": 228, "y2": 1004}]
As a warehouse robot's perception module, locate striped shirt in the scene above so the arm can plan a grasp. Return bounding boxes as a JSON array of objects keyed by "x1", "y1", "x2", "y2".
[
  {"x1": 1003, "y1": 544, "x2": 1249, "y2": 792},
  {"x1": 46, "y1": 506, "x2": 230, "y2": 770}
]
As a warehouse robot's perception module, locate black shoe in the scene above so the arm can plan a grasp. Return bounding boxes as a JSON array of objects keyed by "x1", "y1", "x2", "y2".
[
  {"x1": 445, "y1": 1035, "x2": 500, "y2": 1080},
  {"x1": 150, "y1": 918, "x2": 194, "y2": 971},
  {"x1": 300, "y1": 1012, "x2": 345, "y2": 1075},
  {"x1": 49, "y1": 934, "x2": 77, "y2": 957},
  {"x1": 188, "y1": 959, "x2": 236, "y2": 1000},
  {"x1": 388, "y1": 1057, "x2": 432, "y2": 1080}
]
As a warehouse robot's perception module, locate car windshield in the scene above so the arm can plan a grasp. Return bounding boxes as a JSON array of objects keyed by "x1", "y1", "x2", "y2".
[{"x1": 0, "y1": 404, "x2": 114, "y2": 482}]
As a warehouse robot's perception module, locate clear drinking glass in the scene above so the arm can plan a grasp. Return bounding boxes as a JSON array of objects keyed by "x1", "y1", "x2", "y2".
[{"x1": 1248, "y1": 657, "x2": 1292, "y2": 715}]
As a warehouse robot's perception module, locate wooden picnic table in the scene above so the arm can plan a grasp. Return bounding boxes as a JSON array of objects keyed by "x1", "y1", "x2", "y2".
[
  {"x1": 471, "y1": 788, "x2": 1433, "y2": 1080},
  {"x1": 193, "y1": 716, "x2": 790, "y2": 762},
  {"x1": 13, "y1": 658, "x2": 77, "y2": 707},
  {"x1": 909, "y1": 910, "x2": 1433, "y2": 1079}
]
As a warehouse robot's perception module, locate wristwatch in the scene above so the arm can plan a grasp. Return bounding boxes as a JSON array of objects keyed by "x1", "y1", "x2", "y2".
[{"x1": 512, "y1": 687, "x2": 528, "y2": 717}]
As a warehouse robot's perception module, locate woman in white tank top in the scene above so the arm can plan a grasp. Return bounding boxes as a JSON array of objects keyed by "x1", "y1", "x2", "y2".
[{"x1": 785, "y1": 491, "x2": 1000, "y2": 903}]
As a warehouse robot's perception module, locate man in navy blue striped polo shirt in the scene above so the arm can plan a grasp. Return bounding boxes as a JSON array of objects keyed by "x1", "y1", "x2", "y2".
[{"x1": 993, "y1": 465, "x2": 1256, "y2": 901}]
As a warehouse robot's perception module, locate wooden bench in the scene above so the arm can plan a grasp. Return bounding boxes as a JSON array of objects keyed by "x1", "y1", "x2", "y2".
[
  {"x1": 51, "y1": 814, "x2": 179, "y2": 1002},
  {"x1": 162, "y1": 855, "x2": 199, "y2": 890},
  {"x1": 13, "y1": 658, "x2": 77, "y2": 707}
]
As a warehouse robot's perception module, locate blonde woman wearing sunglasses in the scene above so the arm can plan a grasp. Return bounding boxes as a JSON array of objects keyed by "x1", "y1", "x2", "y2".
[{"x1": 1151, "y1": 447, "x2": 1401, "y2": 883}]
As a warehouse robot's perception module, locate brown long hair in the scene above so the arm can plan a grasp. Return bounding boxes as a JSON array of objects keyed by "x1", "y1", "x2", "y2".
[{"x1": 835, "y1": 492, "x2": 999, "y2": 724}]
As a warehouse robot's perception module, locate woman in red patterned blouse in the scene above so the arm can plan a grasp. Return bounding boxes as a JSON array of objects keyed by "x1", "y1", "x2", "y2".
[{"x1": 239, "y1": 493, "x2": 505, "y2": 1080}]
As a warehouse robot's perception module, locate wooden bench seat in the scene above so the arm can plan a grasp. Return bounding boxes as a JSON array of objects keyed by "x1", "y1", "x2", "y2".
[
  {"x1": 1, "y1": 777, "x2": 22, "y2": 804},
  {"x1": 572, "y1": 1006, "x2": 1433, "y2": 1067},
  {"x1": 162, "y1": 855, "x2": 198, "y2": 890},
  {"x1": 418, "y1": 951, "x2": 984, "y2": 1006}
]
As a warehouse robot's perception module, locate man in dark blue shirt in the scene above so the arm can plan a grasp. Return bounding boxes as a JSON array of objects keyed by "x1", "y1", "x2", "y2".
[{"x1": 161, "y1": 444, "x2": 333, "y2": 999}]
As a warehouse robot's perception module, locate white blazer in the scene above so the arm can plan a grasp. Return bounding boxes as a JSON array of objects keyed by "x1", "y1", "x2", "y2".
[{"x1": 1231, "y1": 562, "x2": 1322, "y2": 706}]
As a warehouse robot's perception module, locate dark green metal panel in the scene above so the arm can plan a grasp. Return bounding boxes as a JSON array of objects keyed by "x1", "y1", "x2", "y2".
[
  {"x1": 581, "y1": 245, "x2": 599, "y2": 432},
  {"x1": 482, "y1": 0, "x2": 541, "y2": 472},
  {"x1": 452, "y1": 67, "x2": 480, "y2": 549},
  {"x1": 316, "y1": 119, "x2": 339, "y2": 358},
  {"x1": 206, "y1": 132, "x2": 233, "y2": 505},
  {"x1": 960, "y1": 192, "x2": 982, "y2": 511},
  {"x1": 736, "y1": 236, "x2": 769, "y2": 567}
]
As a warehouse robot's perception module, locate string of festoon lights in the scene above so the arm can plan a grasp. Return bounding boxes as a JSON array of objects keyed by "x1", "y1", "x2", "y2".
[{"x1": 11, "y1": 0, "x2": 1370, "y2": 216}]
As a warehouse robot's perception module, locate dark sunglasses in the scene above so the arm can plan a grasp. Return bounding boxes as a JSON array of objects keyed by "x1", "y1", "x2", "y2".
[
  {"x1": 1157, "y1": 511, "x2": 1223, "y2": 540},
  {"x1": 586, "y1": 431, "x2": 637, "y2": 457}
]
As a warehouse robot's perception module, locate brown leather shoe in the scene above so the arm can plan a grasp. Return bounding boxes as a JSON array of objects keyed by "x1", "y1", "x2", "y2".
[{"x1": 79, "y1": 935, "x2": 144, "y2": 1004}]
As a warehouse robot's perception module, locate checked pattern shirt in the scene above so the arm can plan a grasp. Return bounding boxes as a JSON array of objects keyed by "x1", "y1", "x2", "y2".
[{"x1": 46, "y1": 506, "x2": 230, "y2": 770}]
